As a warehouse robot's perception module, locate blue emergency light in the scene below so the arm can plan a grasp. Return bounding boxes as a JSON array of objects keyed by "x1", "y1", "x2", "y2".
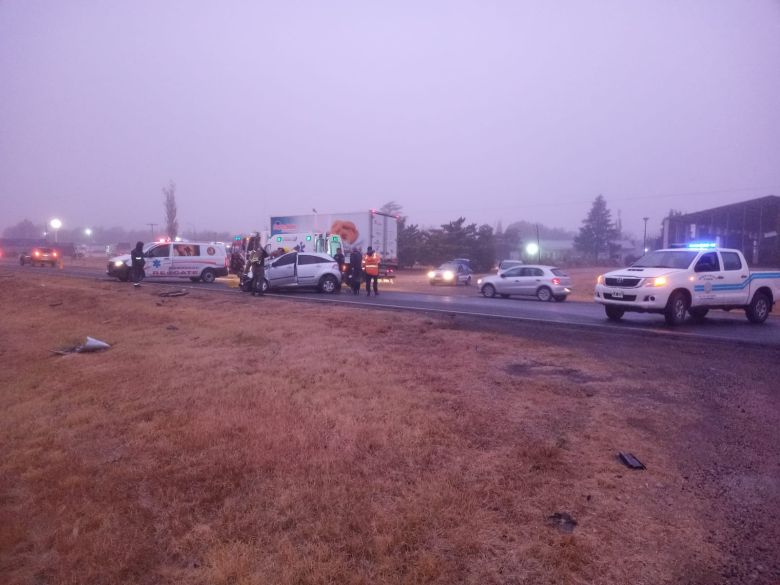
[
  {"x1": 276, "y1": 236, "x2": 282, "y2": 242},
  {"x1": 687, "y1": 242, "x2": 717, "y2": 249},
  {"x1": 306, "y1": 235, "x2": 312, "y2": 241}
]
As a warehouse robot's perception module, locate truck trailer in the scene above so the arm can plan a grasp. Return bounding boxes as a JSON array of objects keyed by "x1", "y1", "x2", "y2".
[{"x1": 270, "y1": 210, "x2": 399, "y2": 269}]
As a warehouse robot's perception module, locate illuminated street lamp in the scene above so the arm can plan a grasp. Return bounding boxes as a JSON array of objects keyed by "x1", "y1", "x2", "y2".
[
  {"x1": 525, "y1": 242, "x2": 539, "y2": 258},
  {"x1": 84, "y1": 228, "x2": 92, "y2": 237},
  {"x1": 50, "y1": 218, "x2": 62, "y2": 242}
]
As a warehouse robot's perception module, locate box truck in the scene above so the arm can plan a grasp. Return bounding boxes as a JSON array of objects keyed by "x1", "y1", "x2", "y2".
[{"x1": 270, "y1": 210, "x2": 399, "y2": 269}]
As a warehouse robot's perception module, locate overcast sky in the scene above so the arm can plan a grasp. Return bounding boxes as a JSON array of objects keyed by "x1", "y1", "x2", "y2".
[{"x1": 1, "y1": 1, "x2": 779, "y2": 237}]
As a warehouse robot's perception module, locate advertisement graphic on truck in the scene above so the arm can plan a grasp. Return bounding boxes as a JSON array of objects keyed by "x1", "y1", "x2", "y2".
[{"x1": 270, "y1": 210, "x2": 399, "y2": 267}]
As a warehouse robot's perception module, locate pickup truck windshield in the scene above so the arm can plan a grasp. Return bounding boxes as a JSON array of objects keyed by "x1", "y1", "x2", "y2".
[{"x1": 631, "y1": 250, "x2": 698, "y2": 269}]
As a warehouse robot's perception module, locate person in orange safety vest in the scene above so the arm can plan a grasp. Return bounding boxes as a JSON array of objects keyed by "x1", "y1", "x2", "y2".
[{"x1": 362, "y1": 246, "x2": 381, "y2": 296}]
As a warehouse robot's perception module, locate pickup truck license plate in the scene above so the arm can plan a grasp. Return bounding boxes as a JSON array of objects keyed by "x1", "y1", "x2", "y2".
[{"x1": 611, "y1": 289, "x2": 623, "y2": 299}]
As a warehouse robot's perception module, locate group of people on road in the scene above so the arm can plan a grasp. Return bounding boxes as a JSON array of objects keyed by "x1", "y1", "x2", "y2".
[{"x1": 334, "y1": 246, "x2": 382, "y2": 296}]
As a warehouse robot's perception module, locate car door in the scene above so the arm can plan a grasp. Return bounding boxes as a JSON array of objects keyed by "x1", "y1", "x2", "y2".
[
  {"x1": 497, "y1": 267, "x2": 524, "y2": 294},
  {"x1": 297, "y1": 254, "x2": 322, "y2": 287},
  {"x1": 513, "y1": 267, "x2": 538, "y2": 295},
  {"x1": 718, "y1": 251, "x2": 750, "y2": 305},
  {"x1": 267, "y1": 252, "x2": 297, "y2": 288},
  {"x1": 145, "y1": 244, "x2": 172, "y2": 277},
  {"x1": 692, "y1": 251, "x2": 723, "y2": 305}
]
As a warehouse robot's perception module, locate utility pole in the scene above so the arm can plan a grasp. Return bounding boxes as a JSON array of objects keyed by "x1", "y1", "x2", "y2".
[
  {"x1": 147, "y1": 223, "x2": 158, "y2": 238},
  {"x1": 642, "y1": 217, "x2": 649, "y2": 252},
  {"x1": 535, "y1": 223, "x2": 541, "y2": 263}
]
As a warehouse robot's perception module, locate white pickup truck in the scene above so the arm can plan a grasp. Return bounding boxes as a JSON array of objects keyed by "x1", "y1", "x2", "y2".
[{"x1": 595, "y1": 244, "x2": 780, "y2": 325}]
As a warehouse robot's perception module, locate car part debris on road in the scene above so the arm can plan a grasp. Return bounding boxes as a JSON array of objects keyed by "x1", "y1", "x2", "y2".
[
  {"x1": 618, "y1": 452, "x2": 646, "y2": 470},
  {"x1": 158, "y1": 289, "x2": 189, "y2": 298},
  {"x1": 546, "y1": 512, "x2": 577, "y2": 533},
  {"x1": 50, "y1": 336, "x2": 111, "y2": 355}
]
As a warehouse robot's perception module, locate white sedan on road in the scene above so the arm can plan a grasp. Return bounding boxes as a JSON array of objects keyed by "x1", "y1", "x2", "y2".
[{"x1": 478, "y1": 265, "x2": 572, "y2": 302}]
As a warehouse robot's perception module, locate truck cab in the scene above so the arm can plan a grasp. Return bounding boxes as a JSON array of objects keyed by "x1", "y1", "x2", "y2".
[{"x1": 595, "y1": 243, "x2": 780, "y2": 325}]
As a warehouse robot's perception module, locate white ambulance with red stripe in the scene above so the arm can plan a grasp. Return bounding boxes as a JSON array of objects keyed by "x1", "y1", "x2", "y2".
[{"x1": 108, "y1": 240, "x2": 229, "y2": 283}]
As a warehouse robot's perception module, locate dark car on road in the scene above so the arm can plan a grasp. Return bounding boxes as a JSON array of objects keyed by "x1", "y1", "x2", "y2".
[{"x1": 20, "y1": 247, "x2": 60, "y2": 267}]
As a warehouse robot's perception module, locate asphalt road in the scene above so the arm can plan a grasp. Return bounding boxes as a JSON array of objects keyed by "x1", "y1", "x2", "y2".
[{"x1": 5, "y1": 261, "x2": 780, "y2": 347}]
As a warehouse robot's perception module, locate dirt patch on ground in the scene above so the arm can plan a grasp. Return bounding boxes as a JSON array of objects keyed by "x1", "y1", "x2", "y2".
[{"x1": 0, "y1": 275, "x2": 777, "y2": 584}]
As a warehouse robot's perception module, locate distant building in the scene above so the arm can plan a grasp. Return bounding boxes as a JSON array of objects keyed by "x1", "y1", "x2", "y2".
[{"x1": 662, "y1": 195, "x2": 780, "y2": 266}]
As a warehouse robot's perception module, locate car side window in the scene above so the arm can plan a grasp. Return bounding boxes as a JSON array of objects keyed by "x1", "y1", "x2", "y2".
[
  {"x1": 532, "y1": 268, "x2": 544, "y2": 277},
  {"x1": 694, "y1": 252, "x2": 720, "y2": 272},
  {"x1": 503, "y1": 267, "x2": 522, "y2": 277},
  {"x1": 273, "y1": 253, "x2": 297, "y2": 267},
  {"x1": 147, "y1": 244, "x2": 170, "y2": 258},
  {"x1": 721, "y1": 252, "x2": 742, "y2": 271},
  {"x1": 174, "y1": 244, "x2": 200, "y2": 256},
  {"x1": 298, "y1": 254, "x2": 322, "y2": 265}
]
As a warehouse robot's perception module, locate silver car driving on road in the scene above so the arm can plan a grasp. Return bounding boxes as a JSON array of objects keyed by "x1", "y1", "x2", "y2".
[
  {"x1": 428, "y1": 262, "x2": 473, "y2": 286},
  {"x1": 261, "y1": 252, "x2": 341, "y2": 293},
  {"x1": 478, "y1": 265, "x2": 572, "y2": 302}
]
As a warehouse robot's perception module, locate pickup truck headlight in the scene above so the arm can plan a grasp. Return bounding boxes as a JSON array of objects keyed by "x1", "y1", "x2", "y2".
[{"x1": 644, "y1": 276, "x2": 667, "y2": 287}]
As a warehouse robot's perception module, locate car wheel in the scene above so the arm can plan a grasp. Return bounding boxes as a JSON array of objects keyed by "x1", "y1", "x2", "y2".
[
  {"x1": 319, "y1": 274, "x2": 339, "y2": 293},
  {"x1": 746, "y1": 292, "x2": 770, "y2": 324},
  {"x1": 689, "y1": 307, "x2": 709, "y2": 322},
  {"x1": 536, "y1": 286, "x2": 553, "y2": 302},
  {"x1": 261, "y1": 278, "x2": 270, "y2": 293},
  {"x1": 200, "y1": 269, "x2": 216, "y2": 284},
  {"x1": 664, "y1": 291, "x2": 690, "y2": 326},
  {"x1": 481, "y1": 284, "x2": 496, "y2": 298},
  {"x1": 118, "y1": 272, "x2": 129, "y2": 282},
  {"x1": 605, "y1": 306, "x2": 624, "y2": 321}
]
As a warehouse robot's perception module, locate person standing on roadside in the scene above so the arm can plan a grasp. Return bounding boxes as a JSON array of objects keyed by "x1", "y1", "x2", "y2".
[
  {"x1": 363, "y1": 246, "x2": 381, "y2": 296},
  {"x1": 349, "y1": 248, "x2": 362, "y2": 295},
  {"x1": 333, "y1": 247, "x2": 346, "y2": 293},
  {"x1": 250, "y1": 245, "x2": 268, "y2": 296},
  {"x1": 130, "y1": 241, "x2": 145, "y2": 287}
]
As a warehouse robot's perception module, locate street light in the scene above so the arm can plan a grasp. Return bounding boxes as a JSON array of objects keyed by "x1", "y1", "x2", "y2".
[
  {"x1": 525, "y1": 242, "x2": 539, "y2": 257},
  {"x1": 50, "y1": 218, "x2": 62, "y2": 242}
]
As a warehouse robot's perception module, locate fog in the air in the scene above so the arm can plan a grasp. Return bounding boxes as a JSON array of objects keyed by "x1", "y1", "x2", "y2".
[{"x1": 1, "y1": 1, "x2": 779, "y2": 237}]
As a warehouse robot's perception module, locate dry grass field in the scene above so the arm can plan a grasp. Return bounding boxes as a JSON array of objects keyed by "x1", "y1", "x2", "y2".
[{"x1": 0, "y1": 273, "x2": 778, "y2": 584}]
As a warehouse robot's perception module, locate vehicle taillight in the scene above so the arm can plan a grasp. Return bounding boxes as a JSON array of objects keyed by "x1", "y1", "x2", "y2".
[
  {"x1": 53, "y1": 251, "x2": 58, "y2": 257},
  {"x1": 34, "y1": 251, "x2": 40, "y2": 257},
  {"x1": 552, "y1": 277, "x2": 560, "y2": 285}
]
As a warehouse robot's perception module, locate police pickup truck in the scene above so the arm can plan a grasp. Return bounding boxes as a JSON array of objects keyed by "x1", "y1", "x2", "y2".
[{"x1": 595, "y1": 244, "x2": 780, "y2": 325}]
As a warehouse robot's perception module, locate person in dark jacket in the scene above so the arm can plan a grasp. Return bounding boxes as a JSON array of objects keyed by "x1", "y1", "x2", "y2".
[
  {"x1": 250, "y1": 245, "x2": 268, "y2": 296},
  {"x1": 333, "y1": 247, "x2": 346, "y2": 292},
  {"x1": 348, "y1": 248, "x2": 362, "y2": 295},
  {"x1": 130, "y1": 241, "x2": 145, "y2": 287}
]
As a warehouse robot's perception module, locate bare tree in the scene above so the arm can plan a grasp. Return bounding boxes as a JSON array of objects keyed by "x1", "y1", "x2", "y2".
[{"x1": 163, "y1": 181, "x2": 178, "y2": 239}]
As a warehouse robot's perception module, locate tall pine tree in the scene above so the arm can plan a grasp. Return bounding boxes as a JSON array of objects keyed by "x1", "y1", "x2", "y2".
[{"x1": 574, "y1": 195, "x2": 619, "y2": 261}]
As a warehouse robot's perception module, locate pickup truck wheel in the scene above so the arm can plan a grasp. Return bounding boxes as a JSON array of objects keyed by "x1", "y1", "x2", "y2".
[
  {"x1": 689, "y1": 307, "x2": 709, "y2": 322},
  {"x1": 200, "y1": 269, "x2": 216, "y2": 284},
  {"x1": 536, "y1": 286, "x2": 553, "y2": 302},
  {"x1": 481, "y1": 284, "x2": 496, "y2": 298},
  {"x1": 319, "y1": 274, "x2": 338, "y2": 293},
  {"x1": 746, "y1": 293, "x2": 770, "y2": 324},
  {"x1": 605, "y1": 306, "x2": 624, "y2": 321},
  {"x1": 664, "y1": 291, "x2": 689, "y2": 326}
]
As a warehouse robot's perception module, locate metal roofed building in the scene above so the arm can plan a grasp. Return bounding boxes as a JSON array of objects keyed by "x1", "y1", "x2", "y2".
[{"x1": 662, "y1": 195, "x2": 780, "y2": 266}]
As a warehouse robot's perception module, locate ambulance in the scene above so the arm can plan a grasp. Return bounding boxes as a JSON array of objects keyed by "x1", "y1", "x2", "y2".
[{"x1": 107, "y1": 240, "x2": 229, "y2": 283}]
